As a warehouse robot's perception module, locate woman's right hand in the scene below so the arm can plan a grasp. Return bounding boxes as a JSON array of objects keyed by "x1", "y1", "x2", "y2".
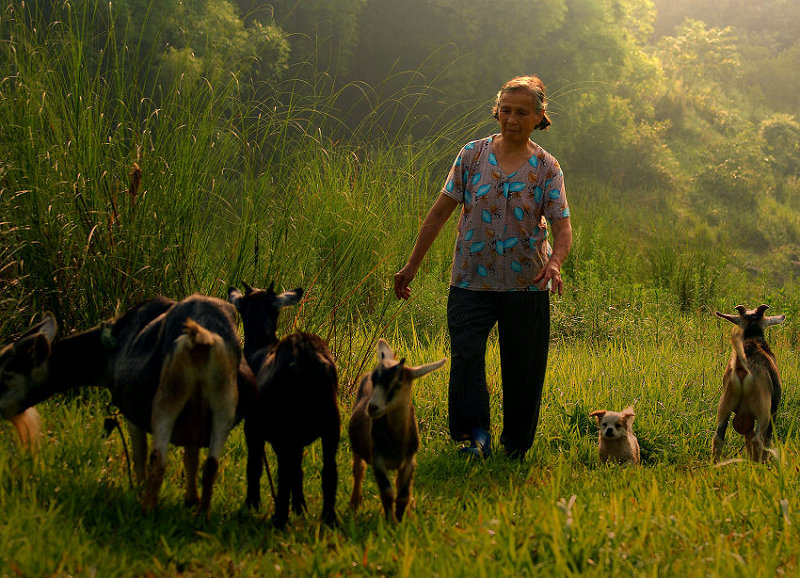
[{"x1": 393, "y1": 264, "x2": 417, "y2": 300}]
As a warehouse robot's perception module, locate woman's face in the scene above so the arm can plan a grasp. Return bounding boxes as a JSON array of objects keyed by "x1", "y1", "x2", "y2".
[{"x1": 496, "y1": 90, "x2": 544, "y2": 143}]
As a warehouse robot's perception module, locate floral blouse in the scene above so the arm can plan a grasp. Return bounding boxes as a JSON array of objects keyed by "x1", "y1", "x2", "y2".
[{"x1": 442, "y1": 135, "x2": 570, "y2": 291}]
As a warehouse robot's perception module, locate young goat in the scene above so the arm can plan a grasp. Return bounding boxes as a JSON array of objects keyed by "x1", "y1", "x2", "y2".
[
  {"x1": 713, "y1": 304, "x2": 785, "y2": 463},
  {"x1": 349, "y1": 339, "x2": 445, "y2": 523},
  {"x1": 0, "y1": 296, "x2": 256, "y2": 517},
  {"x1": 228, "y1": 282, "x2": 340, "y2": 529}
]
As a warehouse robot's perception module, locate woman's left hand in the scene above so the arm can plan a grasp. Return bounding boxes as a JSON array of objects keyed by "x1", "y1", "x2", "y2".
[
  {"x1": 533, "y1": 262, "x2": 564, "y2": 295},
  {"x1": 534, "y1": 217, "x2": 572, "y2": 296}
]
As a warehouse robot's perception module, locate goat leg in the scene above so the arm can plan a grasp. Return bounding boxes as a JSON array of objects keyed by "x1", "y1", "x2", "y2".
[
  {"x1": 183, "y1": 447, "x2": 200, "y2": 507},
  {"x1": 272, "y1": 448, "x2": 302, "y2": 529},
  {"x1": 320, "y1": 430, "x2": 340, "y2": 526},
  {"x1": 372, "y1": 461, "x2": 396, "y2": 523},
  {"x1": 142, "y1": 449, "x2": 167, "y2": 513},
  {"x1": 198, "y1": 456, "x2": 219, "y2": 519},
  {"x1": 198, "y1": 401, "x2": 235, "y2": 518},
  {"x1": 127, "y1": 421, "x2": 148, "y2": 486},
  {"x1": 751, "y1": 394, "x2": 773, "y2": 463},
  {"x1": 350, "y1": 456, "x2": 367, "y2": 511},
  {"x1": 712, "y1": 390, "x2": 737, "y2": 462},
  {"x1": 290, "y1": 457, "x2": 307, "y2": 516},
  {"x1": 244, "y1": 423, "x2": 264, "y2": 509},
  {"x1": 394, "y1": 459, "x2": 416, "y2": 522}
]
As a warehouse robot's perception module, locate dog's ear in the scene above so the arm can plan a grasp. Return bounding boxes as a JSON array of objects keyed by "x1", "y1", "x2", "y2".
[
  {"x1": 621, "y1": 407, "x2": 636, "y2": 427},
  {"x1": 589, "y1": 410, "x2": 606, "y2": 422}
]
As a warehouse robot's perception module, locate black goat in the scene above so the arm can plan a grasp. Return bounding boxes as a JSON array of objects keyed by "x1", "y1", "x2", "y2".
[
  {"x1": 0, "y1": 296, "x2": 257, "y2": 516},
  {"x1": 228, "y1": 282, "x2": 340, "y2": 529}
]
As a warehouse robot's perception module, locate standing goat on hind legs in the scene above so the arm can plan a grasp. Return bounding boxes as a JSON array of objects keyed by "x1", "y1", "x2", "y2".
[
  {"x1": 713, "y1": 304, "x2": 785, "y2": 463},
  {"x1": 349, "y1": 339, "x2": 445, "y2": 523},
  {"x1": 228, "y1": 282, "x2": 341, "y2": 530}
]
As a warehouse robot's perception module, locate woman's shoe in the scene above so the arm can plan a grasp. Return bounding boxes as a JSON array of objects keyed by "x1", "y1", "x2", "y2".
[{"x1": 457, "y1": 428, "x2": 492, "y2": 459}]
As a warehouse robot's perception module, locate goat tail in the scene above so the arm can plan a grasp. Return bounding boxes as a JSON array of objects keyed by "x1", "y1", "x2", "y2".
[
  {"x1": 730, "y1": 327, "x2": 752, "y2": 381},
  {"x1": 180, "y1": 318, "x2": 217, "y2": 366}
]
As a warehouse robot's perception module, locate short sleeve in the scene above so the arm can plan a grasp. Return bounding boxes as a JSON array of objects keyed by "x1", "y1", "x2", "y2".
[
  {"x1": 441, "y1": 149, "x2": 466, "y2": 204},
  {"x1": 541, "y1": 162, "x2": 570, "y2": 223}
]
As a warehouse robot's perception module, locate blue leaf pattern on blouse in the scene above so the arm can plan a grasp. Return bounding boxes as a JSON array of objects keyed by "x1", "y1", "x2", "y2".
[{"x1": 475, "y1": 184, "x2": 491, "y2": 198}]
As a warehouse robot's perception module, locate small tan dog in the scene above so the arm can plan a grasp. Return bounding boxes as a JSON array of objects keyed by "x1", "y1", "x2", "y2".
[{"x1": 589, "y1": 407, "x2": 640, "y2": 465}]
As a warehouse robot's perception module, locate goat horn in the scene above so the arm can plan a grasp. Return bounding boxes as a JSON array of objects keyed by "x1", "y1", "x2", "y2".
[
  {"x1": 735, "y1": 305, "x2": 747, "y2": 315},
  {"x1": 242, "y1": 281, "x2": 254, "y2": 295},
  {"x1": 756, "y1": 304, "x2": 770, "y2": 316},
  {"x1": 268, "y1": 281, "x2": 275, "y2": 294}
]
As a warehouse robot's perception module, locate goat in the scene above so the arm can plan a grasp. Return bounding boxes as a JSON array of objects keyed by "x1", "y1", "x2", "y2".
[
  {"x1": 0, "y1": 295, "x2": 257, "y2": 516},
  {"x1": 228, "y1": 282, "x2": 340, "y2": 529},
  {"x1": 713, "y1": 304, "x2": 785, "y2": 463},
  {"x1": 0, "y1": 314, "x2": 51, "y2": 452},
  {"x1": 349, "y1": 338, "x2": 445, "y2": 522}
]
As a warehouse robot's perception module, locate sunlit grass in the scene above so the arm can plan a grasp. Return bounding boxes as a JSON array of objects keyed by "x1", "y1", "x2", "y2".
[{"x1": 3, "y1": 328, "x2": 800, "y2": 576}]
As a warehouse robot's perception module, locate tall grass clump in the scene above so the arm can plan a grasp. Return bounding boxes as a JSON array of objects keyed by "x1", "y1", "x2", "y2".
[{"x1": 0, "y1": 0, "x2": 259, "y2": 330}]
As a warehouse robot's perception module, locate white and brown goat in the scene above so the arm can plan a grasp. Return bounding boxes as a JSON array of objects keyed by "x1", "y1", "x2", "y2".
[
  {"x1": 713, "y1": 304, "x2": 785, "y2": 462},
  {"x1": 349, "y1": 339, "x2": 445, "y2": 523},
  {"x1": 0, "y1": 296, "x2": 257, "y2": 517},
  {"x1": 228, "y1": 282, "x2": 340, "y2": 529}
]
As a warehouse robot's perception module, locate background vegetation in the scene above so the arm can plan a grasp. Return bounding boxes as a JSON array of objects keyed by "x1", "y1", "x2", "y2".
[{"x1": 2, "y1": 0, "x2": 800, "y2": 575}]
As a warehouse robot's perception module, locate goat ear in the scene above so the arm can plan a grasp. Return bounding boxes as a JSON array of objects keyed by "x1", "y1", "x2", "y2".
[
  {"x1": 715, "y1": 311, "x2": 740, "y2": 326},
  {"x1": 20, "y1": 313, "x2": 58, "y2": 342},
  {"x1": 765, "y1": 314, "x2": 786, "y2": 327},
  {"x1": 37, "y1": 313, "x2": 58, "y2": 342},
  {"x1": 376, "y1": 338, "x2": 395, "y2": 365},
  {"x1": 275, "y1": 288, "x2": 303, "y2": 310},
  {"x1": 14, "y1": 333, "x2": 52, "y2": 368},
  {"x1": 408, "y1": 357, "x2": 446, "y2": 380},
  {"x1": 227, "y1": 287, "x2": 243, "y2": 307},
  {"x1": 589, "y1": 410, "x2": 606, "y2": 421}
]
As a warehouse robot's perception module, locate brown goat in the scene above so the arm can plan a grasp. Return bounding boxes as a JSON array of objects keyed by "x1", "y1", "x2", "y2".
[
  {"x1": 349, "y1": 339, "x2": 445, "y2": 522},
  {"x1": 713, "y1": 304, "x2": 785, "y2": 462}
]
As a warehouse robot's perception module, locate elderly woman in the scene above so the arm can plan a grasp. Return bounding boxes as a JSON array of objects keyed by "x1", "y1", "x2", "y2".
[{"x1": 394, "y1": 75, "x2": 572, "y2": 461}]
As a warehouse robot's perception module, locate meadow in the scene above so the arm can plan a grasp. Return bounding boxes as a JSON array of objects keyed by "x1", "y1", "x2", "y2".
[
  {"x1": 3, "y1": 311, "x2": 800, "y2": 577},
  {"x1": 4, "y1": 3, "x2": 800, "y2": 575}
]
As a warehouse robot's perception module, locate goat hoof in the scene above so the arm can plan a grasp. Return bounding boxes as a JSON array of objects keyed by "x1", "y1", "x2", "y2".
[
  {"x1": 270, "y1": 515, "x2": 288, "y2": 531},
  {"x1": 321, "y1": 511, "x2": 338, "y2": 528}
]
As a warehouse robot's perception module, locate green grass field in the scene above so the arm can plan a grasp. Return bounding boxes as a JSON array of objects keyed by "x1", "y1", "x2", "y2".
[
  {"x1": 3, "y1": 318, "x2": 799, "y2": 577},
  {"x1": 4, "y1": 4, "x2": 800, "y2": 575}
]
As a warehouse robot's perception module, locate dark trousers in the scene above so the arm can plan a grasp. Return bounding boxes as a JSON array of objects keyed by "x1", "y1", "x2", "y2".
[{"x1": 447, "y1": 286, "x2": 550, "y2": 454}]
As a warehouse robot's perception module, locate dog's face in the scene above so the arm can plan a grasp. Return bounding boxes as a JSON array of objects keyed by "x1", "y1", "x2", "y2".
[{"x1": 590, "y1": 408, "x2": 635, "y2": 441}]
